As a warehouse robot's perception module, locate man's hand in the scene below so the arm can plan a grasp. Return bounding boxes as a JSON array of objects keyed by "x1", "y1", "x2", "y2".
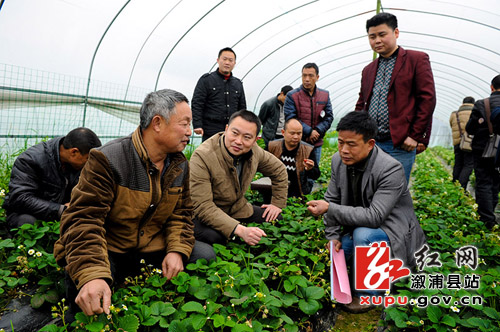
[
  {"x1": 234, "y1": 224, "x2": 266, "y2": 246},
  {"x1": 401, "y1": 136, "x2": 418, "y2": 152},
  {"x1": 162, "y1": 252, "x2": 184, "y2": 280},
  {"x1": 309, "y1": 129, "x2": 320, "y2": 143},
  {"x1": 75, "y1": 279, "x2": 112, "y2": 316},
  {"x1": 326, "y1": 239, "x2": 342, "y2": 253},
  {"x1": 303, "y1": 158, "x2": 314, "y2": 171},
  {"x1": 194, "y1": 128, "x2": 204, "y2": 136},
  {"x1": 261, "y1": 204, "x2": 282, "y2": 221},
  {"x1": 416, "y1": 143, "x2": 426, "y2": 154},
  {"x1": 306, "y1": 200, "x2": 329, "y2": 216}
]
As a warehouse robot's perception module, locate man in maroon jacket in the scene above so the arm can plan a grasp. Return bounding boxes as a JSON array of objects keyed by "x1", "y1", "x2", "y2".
[{"x1": 355, "y1": 12, "x2": 436, "y2": 183}]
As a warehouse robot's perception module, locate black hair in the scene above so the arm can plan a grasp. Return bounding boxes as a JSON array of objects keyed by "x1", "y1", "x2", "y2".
[
  {"x1": 366, "y1": 12, "x2": 398, "y2": 32},
  {"x1": 62, "y1": 127, "x2": 102, "y2": 154},
  {"x1": 462, "y1": 96, "x2": 475, "y2": 104},
  {"x1": 218, "y1": 47, "x2": 236, "y2": 60},
  {"x1": 228, "y1": 110, "x2": 261, "y2": 136},
  {"x1": 281, "y1": 85, "x2": 293, "y2": 95},
  {"x1": 283, "y1": 118, "x2": 302, "y2": 131},
  {"x1": 492, "y1": 74, "x2": 500, "y2": 90},
  {"x1": 302, "y1": 63, "x2": 319, "y2": 75},
  {"x1": 336, "y1": 111, "x2": 378, "y2": 142}
]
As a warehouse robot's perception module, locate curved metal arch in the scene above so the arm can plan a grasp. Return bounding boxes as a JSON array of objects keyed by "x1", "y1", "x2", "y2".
[
  {"x1": 123, "y1": 0, "x2": 183, "y2": 103},
  {"x1": 386, "y1": 7, "x2": 500, "y2": 32},
  {"x1": 241, "y1": 12, "x2": 373, "y2": 81},
  {"x1": 208, "y1": 0, "x2": 320, "y2": 73},
  {"x1": 250, "y1": 36, "x2": 366, "y2": 110},
  {"x1": 154, "y1": 0, "x2": 225, "y2": 90},
  {"x1": 432, "y1": 70, "x2": 487, "y2": 97},
  {"x1": 83, "y1": 0, "x2": 132, "y2": 127}
]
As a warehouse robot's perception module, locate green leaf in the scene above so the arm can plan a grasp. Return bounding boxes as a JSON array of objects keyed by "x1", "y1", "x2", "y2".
[
  {"x1": 38, "y1": 324, "x2": 60, "y2": 332},
  {"x1": 230, "y1": 296, "x2": 248, "y2": 305},
  {"x1": 85, "y1": 322, "x2": 104, "y2": 332},
  {"x1": 118, "y1": 314, "x2": 139, "y2": 332},
  {"x1": 43, "y1": 289, "x2": 59, "y2": 303},
  {"x1": 231, "y1": 323, "x2": 253, "y2": 332},
  {"x1": 283, "y1": 323, "x2": 299, "y2": 332},
  {"x1": 151, "y1": 301, "x2": 176, "y2": 316},
  {"x1": 142, "y1": 316, "x2": 160, "y2": 326},
  {"x1": 283, "y1": 279, "x2": 294, "y2": 292},
  {"x1": 160, "y1": 317, "x2": 170, "y2": 328},
  {"x1": 305, "y1": 286, "x2": 324, "y2": 300},
  {"x1": 213, "y1": 314, "x2": 225, "y2": 328},
  {"x1": 75, "y1": 312, "x2": 91, "y2": 323},
  {"x1": 441, "y1": 315, "x2": 456, "y2": 327},
  {"x1": 426, "y1": 306, "x2": 442, "y2": 323},
  {"x1": 190, "y1": 314, "x2": 206, "y2": 330},
  {"x1": 31, "y1": 293, "x2": 45, "y2": 309},
  {"x1": 38, "y1": 276, "x2": 54, "y2": 285},
  {"x1": 168, "y1": 319, "x2": 182, "y2": 332},
  {"x1": 298, "y1": 298, "x2": 320, "y2": 315},
  {"x1": 281, "y1": 293, "x2": 298, "y2": 306},
  {"x1": 181, "y1": 301, "x2": 206, "y2": 314},
  {"x1": 468, "y1": 317, "x2": 488, "y2": 328},
  {"x1": 483, "y1": 307, "x2": 500, "y2": 320},
  {"x1": 279, "y1": 314, "x2": 293, "y2": 324}
]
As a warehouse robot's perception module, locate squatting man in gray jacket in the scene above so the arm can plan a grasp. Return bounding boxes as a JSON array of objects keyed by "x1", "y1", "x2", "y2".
[{"x1": 307, "y1": 111, "x2": 426, "y2": 313}]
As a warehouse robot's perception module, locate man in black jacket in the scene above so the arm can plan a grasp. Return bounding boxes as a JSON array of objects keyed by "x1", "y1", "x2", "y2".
[
  {"x1": 466, "y1": 74, "x2": 500, "y2": 229},
  {"x1": 3, "y1": 127, "x2": 101, "y2": 229},
  {"x1": 259, "y1": 85, "x2": 293, "y2": 148},
  {"x1": 192, "y1": 47, "x2": 246, "y2": 141}
]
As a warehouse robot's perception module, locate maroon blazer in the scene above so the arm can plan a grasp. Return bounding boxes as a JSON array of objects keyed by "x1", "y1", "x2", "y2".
[{"x1": 355, "y1": 47, "x2": 436, "y2": 146}]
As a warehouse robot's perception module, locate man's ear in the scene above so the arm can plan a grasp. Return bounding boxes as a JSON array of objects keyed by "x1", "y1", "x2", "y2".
[
  {"x1": 151, "y1": 115, "x2": 162, "y2": 133},
  {"x1": 368, "y1": 138, "x2": 376, "y2": 150},
  {"x1": 69, "y1": 147, "x2": 81, "y2": 156}
]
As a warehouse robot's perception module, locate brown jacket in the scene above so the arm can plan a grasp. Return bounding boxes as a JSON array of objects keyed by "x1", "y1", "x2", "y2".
[
  {"x1": 54, "y1": 128, "x2": 194, "y2": 289},
  {"x1": 268, "y1": 139, "x2": 317, "y2": 196},
  {"x1": 190, "y1": 133, "x2": 287, "y2": 238},
  {"x1": 449, "y1": 103, "x2": 474, "y2": 146}
]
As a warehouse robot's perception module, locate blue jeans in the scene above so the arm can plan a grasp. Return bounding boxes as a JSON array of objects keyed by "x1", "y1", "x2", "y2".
[
  {"x1": 341, "y1": 227, "x2": 390, "y2": 296},
  {"x1": 376, "y1": 140, "x2": 415, "y2": 183},
  {"x1": 312, "y1": 145, "x2": 322, "y2": 164}
]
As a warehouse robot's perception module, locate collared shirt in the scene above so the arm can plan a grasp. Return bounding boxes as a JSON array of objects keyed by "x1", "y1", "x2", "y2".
[
  {"x1": 346, "y1": 150, "x2": 373, "y2": 207},
  {"x1": 368, "y1": 47, "x2": 399, "y2": 137}
]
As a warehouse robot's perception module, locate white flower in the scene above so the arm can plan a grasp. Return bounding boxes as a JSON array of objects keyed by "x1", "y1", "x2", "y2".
[
  {"x1": 451, "y1": 306, "x2": 460, "y2": 313},
  {"x1": 122, "y1": 305, "x2": 128, "y2": 311},
  {"x1": 410, "y1": 299, "x2": 417, "y2": 305},
  {"x1": 419, "y1": 320, "x2": 424, "y2": 324},
  {"x1": 18, "y1": 245, "x2": 24, "y2": 249},
  {"x1": 28, "y1": 249, "x2": 35, "y2": 256},
  {"x1": 140, "y1": 259, "x2": 145, "y2": 264},
  {"x1": 35, "y1": 252, "x2": 42, "y2": 257},
  {"x1": 385, "y1": 290, "x2": 390, "y2": 296}
]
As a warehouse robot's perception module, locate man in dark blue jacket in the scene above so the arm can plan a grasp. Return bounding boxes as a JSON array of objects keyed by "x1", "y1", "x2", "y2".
[
  {"x1": 466, "y1": 74, "x2": 500, "y2": 230},
  {"x1": 192, "y1": 47, "x2": 246, "y2": 142},
  {"x1": 284, "y1": 63, "x2": 333, "y2": 163},
  {"x1": 3, "y1": 127, "x2": 101, "y2": 229}
]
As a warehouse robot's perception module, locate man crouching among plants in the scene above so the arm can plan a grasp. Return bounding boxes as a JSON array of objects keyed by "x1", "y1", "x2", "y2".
[
  {"x1": 54, "y1": 89, "x2": 214, "y2": 319},
  {"x1": 307, "y1": 111, "x2": 426, "y2": 313}
]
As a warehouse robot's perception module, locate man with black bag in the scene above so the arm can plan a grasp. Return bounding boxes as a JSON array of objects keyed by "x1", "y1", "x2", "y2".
[
  {"x1": 465, "y1": 74, "x2": 500, "y2": 230},
  {"x1": 449, "y1": 97, "x2": 475, "y2": 190}
]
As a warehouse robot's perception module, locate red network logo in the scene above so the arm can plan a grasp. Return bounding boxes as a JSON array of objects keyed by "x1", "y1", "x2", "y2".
[{"x1": 355, "y1": 242, "x2": 410, "y2": 290}]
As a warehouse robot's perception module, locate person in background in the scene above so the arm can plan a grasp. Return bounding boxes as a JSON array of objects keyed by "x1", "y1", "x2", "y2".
[
  {"x1": 192, "y1": 47, "x2": 246, "y2": 142},
  {"x1": 355, "y1": 12, "x2": 436, "y2": 183},
  {"x1": 3, "y1": 127, "x2": 101, "y2": 230},
  {"x1": 449, "y1": 96, "x2": 475, "y2": 190},
  {"x1": 259, "y1": 85, "x2": 294, "y2": 148},
  {"x1": 268, "y1": 118, "x2": 320, "y2": 198},
  {"x1": 466, "y1": 74, "x2": 500, "y2": 230},
  {"x1": 284, "y1": 63, "x2": 334, "y2": 163}
]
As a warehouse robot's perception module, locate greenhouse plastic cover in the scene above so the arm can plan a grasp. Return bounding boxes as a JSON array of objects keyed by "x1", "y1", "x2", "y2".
[{"x1": 1, "y1": 0, "x2": 499, "y2": 149}]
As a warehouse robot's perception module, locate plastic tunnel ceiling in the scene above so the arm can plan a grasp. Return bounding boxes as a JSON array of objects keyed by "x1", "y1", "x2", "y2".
[{"x1": 1, "y1": 0, "x2": 499, "y2": 148}]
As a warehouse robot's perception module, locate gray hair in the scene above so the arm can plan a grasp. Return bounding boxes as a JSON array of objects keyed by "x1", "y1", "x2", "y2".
[{"x1": 139, "y1": 89, "x2": 189, "y2": 130}]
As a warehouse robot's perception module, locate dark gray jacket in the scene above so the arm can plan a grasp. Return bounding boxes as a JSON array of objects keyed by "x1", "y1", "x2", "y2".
[
  {"x1": 466, "y1": 91, "x2": 500, "y2": 152},
  {"x1": 3, "y1": 137, "x2": 79, "y2": 221},
  {"x1": 258, "y1": 95, "x2": 282, "y2": 146},
  {"x1": 323, "y1": 146, "x2": 426, "y2": 268}
]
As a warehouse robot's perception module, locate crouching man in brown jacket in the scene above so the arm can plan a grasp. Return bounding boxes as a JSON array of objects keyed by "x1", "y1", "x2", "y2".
[
  {"x1": 54, "y1": 89, "x2": 214, "y2": 318},
  {"x1": 190, "y1": 110, "x2": 288, "y2": 251}
]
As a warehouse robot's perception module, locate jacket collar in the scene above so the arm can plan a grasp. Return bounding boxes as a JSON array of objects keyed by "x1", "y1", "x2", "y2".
[
  {"x1": 218, "y1": 133, "x2": 253, "y2": 164},
  {"x1": 300, "y1": 84, "x2": 317, "y2": 96}
]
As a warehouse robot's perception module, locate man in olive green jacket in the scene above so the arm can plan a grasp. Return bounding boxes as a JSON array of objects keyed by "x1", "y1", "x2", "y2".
[
  {"x1": 54, "y1": 89, "x2": 213, "y2": 318},
  {"x1": 190, "y1": 110, "x2": 288, "y2": 249}
]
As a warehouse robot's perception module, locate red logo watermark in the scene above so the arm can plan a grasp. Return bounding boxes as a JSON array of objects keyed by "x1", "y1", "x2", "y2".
[{"x1": 355, "y1": 242, "x2": 410, "y2": 290}]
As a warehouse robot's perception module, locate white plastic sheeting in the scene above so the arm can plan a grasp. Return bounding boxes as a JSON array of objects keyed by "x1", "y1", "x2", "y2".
[{"x1": 1, "y1": 0, "x2": 499, "y2": 146}]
